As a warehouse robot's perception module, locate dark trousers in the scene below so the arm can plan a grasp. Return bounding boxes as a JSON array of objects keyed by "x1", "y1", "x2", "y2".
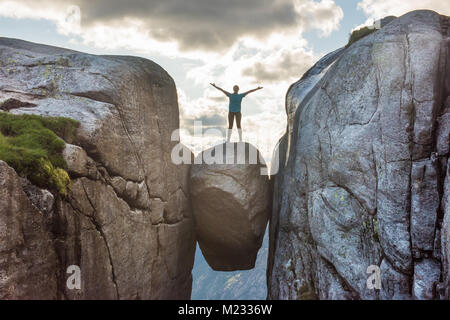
[{"x1": 228, "y1": 112, "x2": 242, "y2": 129}]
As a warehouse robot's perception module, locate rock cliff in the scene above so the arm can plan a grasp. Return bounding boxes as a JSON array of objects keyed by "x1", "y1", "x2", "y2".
[
  {"x1": 0, "y1": 160, "x2": 58, "y2": 299},
  {"x1": 268, "y1": 10, "x2": 450, "y2": 300},
  {"x1": 0, "y1": 38, "x2": 195, "y2": 299}
]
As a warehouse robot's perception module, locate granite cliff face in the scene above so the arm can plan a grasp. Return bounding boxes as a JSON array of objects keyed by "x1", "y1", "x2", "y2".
[
  {"x1": 0, "y1": 38, "x2": 195, "y2": 299},
  {"x1": 269, "y1": 10, "x2": 450, "y2": 300},
  {"x1": 0, "y1": 160, "x2": 58, "y2": 299}
]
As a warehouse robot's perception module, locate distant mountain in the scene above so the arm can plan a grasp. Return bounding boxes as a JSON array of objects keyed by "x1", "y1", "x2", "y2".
[{"x1": 192, "y1": 228, "x2": 268, "y2": 300}]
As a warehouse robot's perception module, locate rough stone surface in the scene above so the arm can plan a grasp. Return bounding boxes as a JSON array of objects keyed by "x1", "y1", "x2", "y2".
[
  {"x1": 410, "y1": 160, "x2": 439, "y2": 252},
  {"x1": 442, "y1": 158, "x2": 450, "y2": 299},
  {"x1": 190, "y1": 142, "x2": 270, "y2": 271},
  {"x1": 436, "y1": 97, "x2": 450, "y2": 156},
  {"x1": 0, "y1": 38, "x2": 195, "y2": 299},
  {"x1": 268, "y1": 11, "x2": 449, "y2": 300},
  {"x1": 20, "y1": 178, "x2": 55, "y2": 216},
  {"x1": 62, "y1": 143, "x2": 91, "y2": 178},
  {"x1": 0, "y1": 161, "x2": 58, "y2": 299},
  {"x1": 413, "y1": 259, "x2": 441, "y2": 300},
  {"x1": 379, "y1": 259, "x2": 411, "y2": 300}
]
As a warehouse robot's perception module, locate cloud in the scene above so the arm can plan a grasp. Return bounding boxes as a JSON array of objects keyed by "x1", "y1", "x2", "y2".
[
  {"x1": 242, "y1": 47, "x2": 316, "y2": 83},
  {"x1": 177, "y1": 78, "x2": 289, "y2": 162},
  {"x1": 0, "y1": 0, "x2": 343, "y2": 52},
  {"x1": 295, "y1": 0, "x2": 344, "y2": 37},
  {"x1": 357, "y1": 0, "x2": 450, "y2": 19},
  {"x1": 75, "y1": 0, "x2": 298, "y2": 51},
  {"x1": 186, "y1": 34, "x2": 317, "y2": 89},
  {"x1": 178, "y1": 30, "x2": 319, "y2": 161},
  {"x1": 0, "y1": 0, "x2": 338, "y2": 165},
  {"x1": 177, "y1": 88, "x2": 228, "y2": 135}
]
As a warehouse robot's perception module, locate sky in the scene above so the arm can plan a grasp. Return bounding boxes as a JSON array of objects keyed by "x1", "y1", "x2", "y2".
[{"x1": 0, "y1": 0, "x2": 449, "y2": 162}]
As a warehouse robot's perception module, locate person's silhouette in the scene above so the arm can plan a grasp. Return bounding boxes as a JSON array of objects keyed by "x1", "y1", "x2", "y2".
[{"x1": 210, "y1": 83, "x2": 263, "y2": 142}]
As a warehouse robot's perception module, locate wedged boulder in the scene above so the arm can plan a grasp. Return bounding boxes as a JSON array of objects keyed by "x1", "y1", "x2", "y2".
[
  {"x1": 190, "y1": 142, "x2": 270, "y2": 271},
  {"x1": 0, "y1": 38, "x2": 195, "y2": 299},
  {"x1": 268, "y1": 10, "x2": 450, "y2": 300}
]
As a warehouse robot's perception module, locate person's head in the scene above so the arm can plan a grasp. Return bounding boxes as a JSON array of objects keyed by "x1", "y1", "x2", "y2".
[{"x1": 233, "y1": 85, "x2": 239, "y2": 93}]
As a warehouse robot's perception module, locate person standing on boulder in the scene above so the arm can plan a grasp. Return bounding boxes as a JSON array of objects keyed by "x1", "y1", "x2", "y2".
[{"x1": 210, "y1": 83, "x2": 263, "y2": 142}]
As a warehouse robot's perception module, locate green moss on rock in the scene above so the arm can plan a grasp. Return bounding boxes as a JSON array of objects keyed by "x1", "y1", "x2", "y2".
[
  {"x1": 346, "y1": 26, "x2": 377, "y2": 48},
  {"x1": 0, "y1": 112, "x2": 79, "y2": 195}
]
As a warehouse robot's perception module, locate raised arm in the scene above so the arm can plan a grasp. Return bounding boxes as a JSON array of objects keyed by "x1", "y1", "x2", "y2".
[
  {"x1": 210, "y1": 83, "x2": 230, "y2": 96},
  {"x1": 243, "y1": 86, "x2": 263, "y2": 96}
]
